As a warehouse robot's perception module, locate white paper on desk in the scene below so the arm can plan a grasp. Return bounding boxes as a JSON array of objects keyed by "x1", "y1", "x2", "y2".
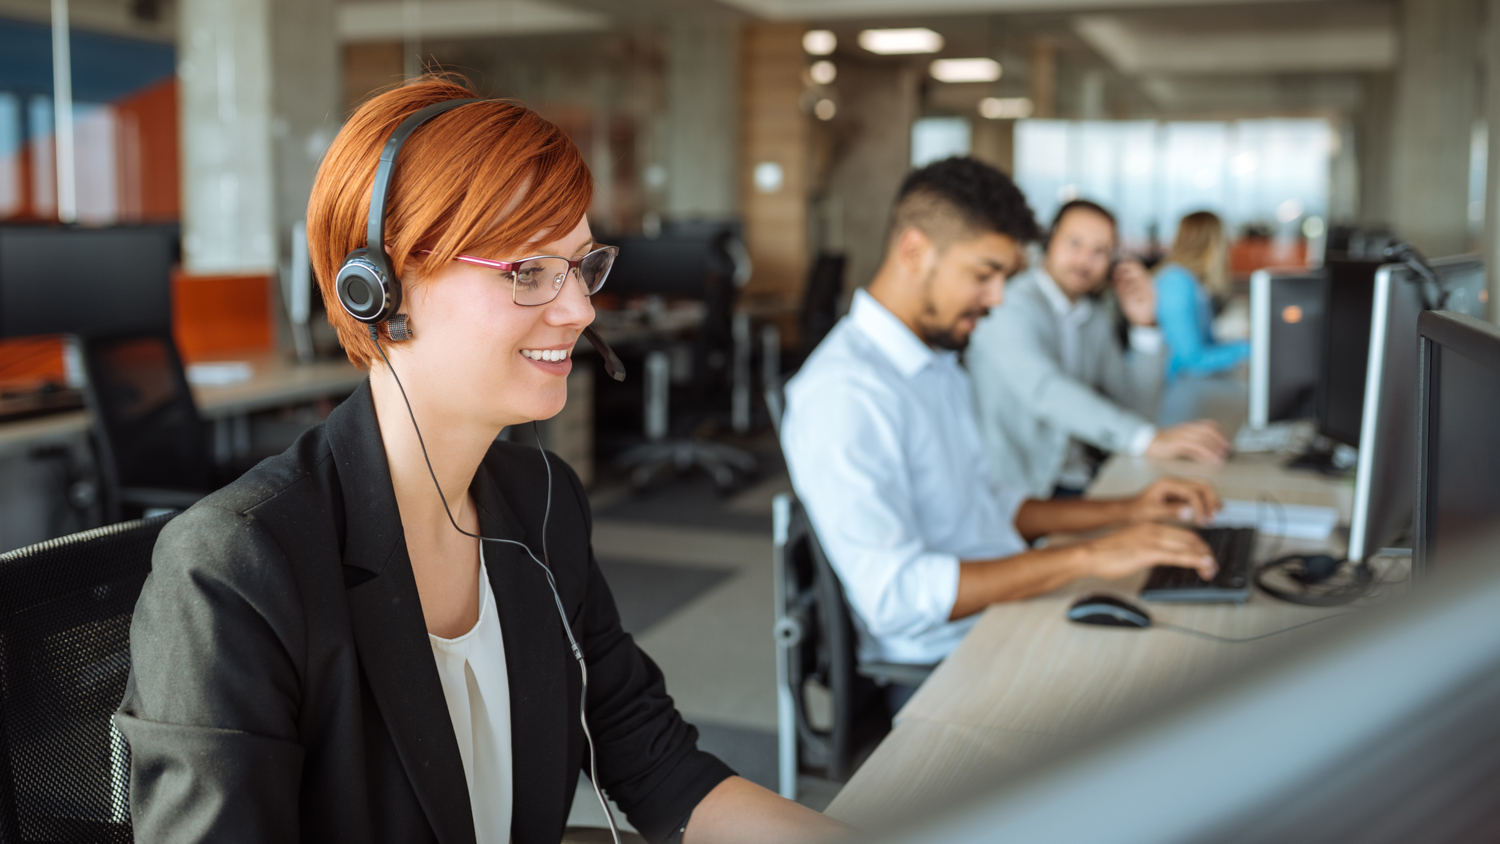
[
  {"x1": 1212, "y1": 499, "x2": 1339, "y2": 541},
  {"x1": 186, "y1": 361, "x2": 253, "y2": 386}
]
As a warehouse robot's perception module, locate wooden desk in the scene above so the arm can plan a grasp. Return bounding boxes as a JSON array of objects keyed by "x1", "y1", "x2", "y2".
[
  {"x1": 824, "y1": 445, "x2": 1378, "y2": 827},
  {"x1": 0, "y1": 353, "x2": 364, "y2": 459}
]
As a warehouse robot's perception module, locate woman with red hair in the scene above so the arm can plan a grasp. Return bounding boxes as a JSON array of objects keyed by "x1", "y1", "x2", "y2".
[{"x1": 116, "y1": 77, "x2": 844, "y2": 844}]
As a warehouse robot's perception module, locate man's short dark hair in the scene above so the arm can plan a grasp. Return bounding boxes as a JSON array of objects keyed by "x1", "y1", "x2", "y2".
[
  {"x1": 890, "y1": 156, "x2": 1040, "y2": 250},
  {"x1": 1048, "y1": 198, "x2": 1117, "y2": 240}
]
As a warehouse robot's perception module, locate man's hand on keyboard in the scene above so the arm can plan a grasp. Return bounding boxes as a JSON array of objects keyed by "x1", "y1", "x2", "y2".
[
  {"x1": 1126, "y1": 476, "x2": 1222, "y2": 527},
  {"x1": 1082, "y1": 523, "x2": 1217, "y2": 582}
]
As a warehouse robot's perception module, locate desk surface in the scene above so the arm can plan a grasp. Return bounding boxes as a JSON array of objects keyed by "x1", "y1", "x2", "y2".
[
  {"x1": 0, "y1": 353, "x2": 364, "y2": 459},
  {"x1": 824, "y1": 428, "x2": 1377, "y2": 827}
]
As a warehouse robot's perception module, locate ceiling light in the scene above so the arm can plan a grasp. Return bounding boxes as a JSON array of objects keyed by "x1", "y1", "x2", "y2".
[
  {"x1": 803, "y1": 29, "x2": 836, "y2": 56},
  {"x1": 858, "y1": 28, "x2": 944, "y2": 55},
  {"x1": 930, "y1": 58, "x2": 1001, "y2": 83},
  {"x1": 978, "y1": 97, "x2": 1033, "y2": 119},
  {"x1": 810, "y1": 60, "x2": 837, "y2": 85},
  {"x1": 814, "y1": 99, "x2": 837, "y2": 120}
]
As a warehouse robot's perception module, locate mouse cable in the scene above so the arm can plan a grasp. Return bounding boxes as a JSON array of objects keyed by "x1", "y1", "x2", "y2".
[
  {"x1": 372, "y1": 328, "x2": 622, "y2": 844},
  {"x1": 1255, "y1": 555, "x2": 1376, "y2": 607},
  {"x1": 1155, "y1": 613, "x2": 1355, "y2": 644}
]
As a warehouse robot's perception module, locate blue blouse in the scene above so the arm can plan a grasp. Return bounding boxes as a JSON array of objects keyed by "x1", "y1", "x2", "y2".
[{"x1": 1154, "y1": 263, "x2": 1249, "y2": 379}]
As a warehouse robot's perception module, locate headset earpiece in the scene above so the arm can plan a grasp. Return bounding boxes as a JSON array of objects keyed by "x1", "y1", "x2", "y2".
[{"x1": 336, "y1": 247, "x2": 400, "y2": 324}]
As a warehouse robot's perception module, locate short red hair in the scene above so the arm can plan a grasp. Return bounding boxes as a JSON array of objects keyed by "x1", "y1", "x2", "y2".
[{"x1": 307, "y1": 75, "x2": 593, "y2": 369}]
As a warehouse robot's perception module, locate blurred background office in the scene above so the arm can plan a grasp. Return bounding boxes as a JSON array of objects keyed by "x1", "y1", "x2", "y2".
[{"x1": 1, "y1": 0, "x2": 1499, "y2": 826}]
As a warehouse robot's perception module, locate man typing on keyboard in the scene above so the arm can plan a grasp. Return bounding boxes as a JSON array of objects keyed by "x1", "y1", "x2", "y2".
[{"x1": 781, "y1": 158, "x2": 1222, "y2": 710}]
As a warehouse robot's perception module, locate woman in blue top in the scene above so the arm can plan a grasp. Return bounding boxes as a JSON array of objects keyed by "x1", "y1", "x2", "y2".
[{"x1": 1155, "y1": 210, "x2": 1249, "y2": 379}]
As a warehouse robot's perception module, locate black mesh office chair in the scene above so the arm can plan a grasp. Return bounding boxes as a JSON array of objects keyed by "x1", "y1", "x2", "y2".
[
  {"x1": 79, "y1": 332, "x2": 214, "y2": 522},
  {"x1": 0, "y1": 513, "x2": 172, "y2": 842},
  {"x1": 798, "y1": 253, "x2": 845, "y2": 362},
  {"x1": 772, "y1": 493, "x2": 934, "y2": 797}
]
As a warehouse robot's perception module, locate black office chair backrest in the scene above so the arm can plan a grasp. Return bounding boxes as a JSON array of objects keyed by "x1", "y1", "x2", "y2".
[
  {"x1": 781, "y1": 497, "x2": 889, "y2": 781},
  {"x1": 800, "y1": 253, "x2": 845, "y2": 358},
  {"x1": 0, "y1": 514, "x2": 171, "y2": 843},
  {"x1": 80, "y1": 332, "x2": 211, "y2": 505}
]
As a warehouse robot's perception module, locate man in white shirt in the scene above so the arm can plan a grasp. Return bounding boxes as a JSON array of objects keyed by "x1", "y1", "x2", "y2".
[
  {"x1": 968, "y1": 200, "x2": 1231, "y2": 498},
  {"x1": 781, "y1": 158, "x2": 1221, "y2": 698}
]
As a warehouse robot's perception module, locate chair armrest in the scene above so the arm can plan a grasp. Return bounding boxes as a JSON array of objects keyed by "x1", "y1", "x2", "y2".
[{"x1": 857, "y1": 661, "x2": 937, "y2": 688}]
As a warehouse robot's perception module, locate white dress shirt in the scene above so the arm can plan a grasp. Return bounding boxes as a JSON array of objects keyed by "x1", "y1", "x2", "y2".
[
  {"x1": 782, "y1": 290, "x2": 1029, "y2": 665},
  {"x1": 1033, "y1": 269, "x2": 1160, "y2": 489},
  {"x1": 429, "y1": 548, "x2": 513, "y2": 843}
]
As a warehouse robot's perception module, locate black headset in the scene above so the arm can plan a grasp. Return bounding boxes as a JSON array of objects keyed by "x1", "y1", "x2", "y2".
[{"x1": 335, "y1": 98, "x2": 481, "y2": 336}]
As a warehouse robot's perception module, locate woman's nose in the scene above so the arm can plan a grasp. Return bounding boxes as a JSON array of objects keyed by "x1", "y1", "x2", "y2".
[{"x1": 545, "y1": 271, "x2": 595, "y2": 327}]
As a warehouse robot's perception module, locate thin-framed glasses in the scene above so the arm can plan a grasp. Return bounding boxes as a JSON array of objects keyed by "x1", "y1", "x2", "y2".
[{"x1": 421, "y1": 245, "x2": 619, "y2": 307}]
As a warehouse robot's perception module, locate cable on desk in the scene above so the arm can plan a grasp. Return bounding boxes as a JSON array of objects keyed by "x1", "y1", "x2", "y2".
[{"x1": 1156, "y1": 613, "x2": 1354, "y2": 644}]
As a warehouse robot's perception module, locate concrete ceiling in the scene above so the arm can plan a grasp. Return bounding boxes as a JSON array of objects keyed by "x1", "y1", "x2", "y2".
[
  {"x1": 338, "y1": 0, "x2": 609, "y2": 42},
  {"x1": 713, "y1": 0, "x2": 1325, "y2": 21},
  {"x1": 1073, "y1": 10, "x2": 1395, "y2": 75}
]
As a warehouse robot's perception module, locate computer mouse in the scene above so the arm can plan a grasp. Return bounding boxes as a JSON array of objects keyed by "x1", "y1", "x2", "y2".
[{"x1": 1067, "y1": 593, "x2": 1152, "y2": 628}]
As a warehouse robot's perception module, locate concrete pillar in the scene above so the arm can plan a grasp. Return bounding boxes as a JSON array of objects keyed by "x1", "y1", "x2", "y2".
[
  {"x1": 1388, "y1": 0, "x2": 1482, "y2": 257},
  {"x1": 663, "y1": 16, "x2": 739, "y2": 221},
  {"x1": 1356, "y1": 72, "x2": 1394, "y2": 227},
  {"x1": 179, "y1": 0, "x2": 339, "y2": 275},
  {"x1": 179, "y1": 0, "x2": 276, "y2": 273},
  {"x1": 1485, "y1": 0, "x2": 1500, "y2": 318}
]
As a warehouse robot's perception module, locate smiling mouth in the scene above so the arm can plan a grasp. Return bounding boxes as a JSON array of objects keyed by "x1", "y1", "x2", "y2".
[{"x1": 521, "y1": 348, "x2": 570, "y2": 362}]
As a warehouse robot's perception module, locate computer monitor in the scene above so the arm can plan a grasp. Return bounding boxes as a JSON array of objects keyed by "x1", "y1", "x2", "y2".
[
  {"x1": 604, "y1": 231, "x2": 732, "y2": 299},
  {"x1": 1248, "y1": 268, "x2": 1326, "y2": 428},
  {"x1": 1315, "y1": 259, "x2": 1383, "y2": 446},
  {"x1": 1414, "y1": 311, "x2": 1500, "y2": 577},
  {"x1": 0, "y1": 226, "x2": 176, "y2": 339},
  {"x1": 1346, "y1": 256, "x2": 1486, "y2": 563}
]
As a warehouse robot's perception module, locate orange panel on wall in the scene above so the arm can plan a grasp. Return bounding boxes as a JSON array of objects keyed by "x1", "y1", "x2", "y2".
[
  {"x1": 115, "y1": 78, "x2": 181, "y2": 222},
  {"x1": 0, "y1": 336, "x2": 67, "y2": 390},
  {"x1": 172, "y1": 270, "x2": 275, "y2": 361}
]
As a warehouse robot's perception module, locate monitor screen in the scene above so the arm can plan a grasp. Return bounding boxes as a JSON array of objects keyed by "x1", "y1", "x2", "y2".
[
  {"x1": 1416, "y1": 311, "x2": 1500, "y2": 575},
  {"x1": 1249, "y1": 269, "x2": 1325, "y2": 427},
  {"x1": 1316, "y1": 259, "x2": 1382, "y2": 446},
  {"x1": 0, "y1": 226, "x2": 176, "y2": 339}
]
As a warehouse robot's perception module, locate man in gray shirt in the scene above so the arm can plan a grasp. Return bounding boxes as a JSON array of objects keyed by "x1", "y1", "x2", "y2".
[{"x1": 968, "y1": 200, "x2": 1230, "y2": 498}]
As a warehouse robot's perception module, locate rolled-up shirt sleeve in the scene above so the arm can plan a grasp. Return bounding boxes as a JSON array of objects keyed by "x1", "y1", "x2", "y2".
[{"x1": 782, "y1": 374, "x2": 959, "y2": 641}]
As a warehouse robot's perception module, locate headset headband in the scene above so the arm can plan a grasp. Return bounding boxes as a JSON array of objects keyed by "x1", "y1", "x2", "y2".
[{"x1": 366, "y1": 97, "x2": 483, "y2": 261}]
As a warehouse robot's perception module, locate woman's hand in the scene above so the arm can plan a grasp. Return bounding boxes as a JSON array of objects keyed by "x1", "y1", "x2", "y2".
[{"x1": 1126, "y1": 476, "x2": 1221, "y2": 526}]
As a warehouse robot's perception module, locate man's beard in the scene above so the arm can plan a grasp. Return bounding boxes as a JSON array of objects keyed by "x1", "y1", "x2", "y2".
[{"x1": 918, "y1": 268, "x2": 988, "y2": 351}]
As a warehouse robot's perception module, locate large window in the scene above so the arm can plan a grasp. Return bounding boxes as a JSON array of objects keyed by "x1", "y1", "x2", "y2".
[{"x1": 1015, "y1": 118, "x2": 1333, "y2": 252}]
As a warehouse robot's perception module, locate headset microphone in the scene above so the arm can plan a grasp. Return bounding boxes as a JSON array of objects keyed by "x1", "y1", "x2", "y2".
[{"x1": 582, "y1": 326, "x2": 626, "y2": 381}]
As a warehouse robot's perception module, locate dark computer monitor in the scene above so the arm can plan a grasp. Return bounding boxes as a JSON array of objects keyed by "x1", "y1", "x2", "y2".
[
  {"x1": 604, "y1": 231, "x2": 731, "y2": 299},
  {"x1": 1248, "y1": 268, "x2": 1326, "y2": 428},
  {"x1": 1315, "y1": 259, "x2": 1383, "y2": 446},
  {"x1": 1414, "y1": 311, "x2": 1500, "y2": 577},
  {"x1": 1346, "y1": 256, "x2": 1486, "y2": 563},
  {"x1": 0, "y1": 226, "x2": 176, "y2": 339}
]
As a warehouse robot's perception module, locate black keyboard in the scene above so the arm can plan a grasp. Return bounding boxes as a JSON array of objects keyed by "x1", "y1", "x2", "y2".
[{"x1": 1140, "y1": 527, "x2": 1257, "y2": 603}]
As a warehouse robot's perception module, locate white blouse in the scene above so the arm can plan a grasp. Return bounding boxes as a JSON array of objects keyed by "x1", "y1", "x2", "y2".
[{"x1": 428, "y1": 547, "x2": 513, "y2": 843}]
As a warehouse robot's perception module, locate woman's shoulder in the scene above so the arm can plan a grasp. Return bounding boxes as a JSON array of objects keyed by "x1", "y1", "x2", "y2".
[{"x1": 1154, "y1": 263, "x2": 1199, "y2": 295}]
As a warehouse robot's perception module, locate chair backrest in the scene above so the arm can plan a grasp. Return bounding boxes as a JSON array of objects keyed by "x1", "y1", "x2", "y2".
[
  {"x1": 0, "y1": 514, "x2": 171, "y2": 843},
  {"x1": 799, "y1": 254, "x2": 845, "y2": 358},
  {"x1": 774, "y1": 494, "x2": 889, "y2": 781},
  {"x1": 79, "y1": 332, "x2": 211, "y2": 512}
]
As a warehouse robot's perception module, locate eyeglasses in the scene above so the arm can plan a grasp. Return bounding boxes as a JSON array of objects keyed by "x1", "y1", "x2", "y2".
[{"x1": 422, "y1": 245, "x2": 619, "y2": 307}]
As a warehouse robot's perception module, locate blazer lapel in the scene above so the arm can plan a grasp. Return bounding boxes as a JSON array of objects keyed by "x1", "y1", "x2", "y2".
[
  {"x1": 326, "y1": 382, "x2": 477, "y2": 844},
  {"x1": 471, "y1": 465, "x2": 575, "y2": 841}
]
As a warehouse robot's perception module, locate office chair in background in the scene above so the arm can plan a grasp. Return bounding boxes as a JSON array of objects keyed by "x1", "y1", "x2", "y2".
[
  {"x1": 772, "y1": 492, "x2": 934, "y2": 799},
  {"x1": 78, "y1": 332, "x2": 219, "y2": 523},
  {"x1": 0, "y1": 513, "x2": 174, "y2": 843},
  {"x1": 613, "y1": 228, "x2": 758, "y2": 492}
]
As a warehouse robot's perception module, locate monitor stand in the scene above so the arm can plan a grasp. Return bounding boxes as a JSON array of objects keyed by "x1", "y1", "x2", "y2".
[{"x1": 1286, "y1": 439, "x2": 1357, "y2": 476}]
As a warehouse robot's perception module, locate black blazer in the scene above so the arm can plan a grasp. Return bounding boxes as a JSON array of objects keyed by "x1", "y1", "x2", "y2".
[{"x1": 116, "y1": 382, "x2": 733, "y2": 843}]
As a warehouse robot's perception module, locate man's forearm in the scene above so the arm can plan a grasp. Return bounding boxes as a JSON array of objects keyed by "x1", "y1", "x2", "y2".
[
  {"x1": 949, "y1": 544, "x2": 1091, "y2": 620},
  {"x1": 1013, "y1": 497, "x2": 1131, "y2": 541}
]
